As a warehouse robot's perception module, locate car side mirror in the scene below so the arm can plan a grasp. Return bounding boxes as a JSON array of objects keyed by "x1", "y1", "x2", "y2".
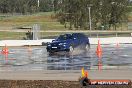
[
  {"x1": 47, "y1": 42, "x2": 50, "y2": 44},
  {"x1": 52, "y1": 40, "x2": 55, "y2": 42}
]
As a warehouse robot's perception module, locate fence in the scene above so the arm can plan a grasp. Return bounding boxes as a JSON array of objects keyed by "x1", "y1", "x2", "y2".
[{"x1": 1, "y1": 31, "x2": 132, "y2": 40}]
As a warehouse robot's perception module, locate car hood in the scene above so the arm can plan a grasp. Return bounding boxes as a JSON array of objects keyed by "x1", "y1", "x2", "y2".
[{"x1": 51, "y1": 40, "x2": 66, "y2": 44}]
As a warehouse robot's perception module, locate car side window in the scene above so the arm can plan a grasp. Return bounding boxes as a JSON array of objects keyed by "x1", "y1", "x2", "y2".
[
  {"x1": 57, "y1": 34, "x2": 73, "y2": 40},
  {"x1": 68, "y1": 35, "x2": 72, "y2": 39},
  {"x1": 77, "y1": 34, "x2": 81, "y2": 39},
  {"x1": 72, "y1": 34, "x2": 77, "y2": 40},
  {"x1": 66, "y1": 34, "x2": 72, "y2": 40}
]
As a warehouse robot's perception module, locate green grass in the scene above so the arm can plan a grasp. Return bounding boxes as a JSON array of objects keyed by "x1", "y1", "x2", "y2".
[
  {"x1": 40, "y1": 31, "x2": 131, "y2": 38},
  {"x1": 0, "y1": 12, "x2": 131, "y2": 31},
  {"x1": 0, "y1": 32, "x2": 25, "y2": 40},
  {"x1": 0, "y1": 12, "x2": 131, "y2": 39},
  {"x1": 0, "y1": 12, "x2": 66, "y2": 31}
]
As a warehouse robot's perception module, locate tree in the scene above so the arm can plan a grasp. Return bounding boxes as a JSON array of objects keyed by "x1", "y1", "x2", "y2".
[
  {"x1": 0, "y1": 0, "x2": 53, "y2": 14},
  {"x1": 55, "y1": 0, "x2": 130, "y2": 30}
]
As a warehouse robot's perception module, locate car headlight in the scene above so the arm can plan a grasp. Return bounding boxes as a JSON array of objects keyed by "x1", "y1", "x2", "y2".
[
  {"x1": 63, "y1": 45, "x2": 66, "y2": 47},
  {"x1": 58, "y1": 43, "x2": 62, "y2": 45}
]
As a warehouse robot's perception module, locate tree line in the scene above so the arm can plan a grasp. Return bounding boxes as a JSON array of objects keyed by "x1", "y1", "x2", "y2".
[
  {"x1": 54, "y1": 0, "x2": 131, "y2": 30},
  {"x1": 0, "y1": 0, "x2": 53, "y2": 14},
  {"x1": 0, "y1": 0, "x2": 131, "y2": 30}
]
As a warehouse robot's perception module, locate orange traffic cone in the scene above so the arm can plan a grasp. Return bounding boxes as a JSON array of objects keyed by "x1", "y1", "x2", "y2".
[
  {"x1": 96, "y1": 40, "x2": 102, "y2": 58},
  {"x1": 2, "y1": 44, "x2": 9, "y2": 54}
]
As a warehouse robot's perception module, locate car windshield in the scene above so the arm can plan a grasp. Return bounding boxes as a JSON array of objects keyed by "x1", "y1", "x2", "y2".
[{"x1": 57, "y1": 34, "x2": 72, "y2": 40}]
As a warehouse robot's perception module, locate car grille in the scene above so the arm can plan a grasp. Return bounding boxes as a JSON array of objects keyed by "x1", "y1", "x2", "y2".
[
  {"x1": 51, "y1": 43, "x2": 58, "y2": 46},
  {"x1": 51, "y1": 47, "x2": 61, "y2": 50}
]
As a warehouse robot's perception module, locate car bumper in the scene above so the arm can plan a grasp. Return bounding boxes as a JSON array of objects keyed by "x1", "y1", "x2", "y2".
[{"x1": 47, "y1": 46, "x2": 68, "y2": 52}]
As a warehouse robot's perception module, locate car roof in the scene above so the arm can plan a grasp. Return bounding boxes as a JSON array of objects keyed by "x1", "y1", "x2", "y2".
[
  {"x1": 72, "y1": 33, "x2": 83, "y2": 34},
  {"x1": 72, "y1": 33, "x2": 84, "y2": 35},
  {"x1": 61, "y1": 33, "x2": 86, "y2": 37}
]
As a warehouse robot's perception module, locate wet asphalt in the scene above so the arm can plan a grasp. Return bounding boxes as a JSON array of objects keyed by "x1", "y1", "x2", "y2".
[{"x1": 0, "y1": 44, "x2": 132, "y2": 71}]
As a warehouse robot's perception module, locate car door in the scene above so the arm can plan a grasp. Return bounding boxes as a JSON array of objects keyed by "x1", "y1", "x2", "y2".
[
  {"x1": 71, "y1": 34, "x2": 79, "y2": 47},
  {"x1": 78, "y1": 34, "x2": 84, "y2": 47},
  {"x1": 75, "y1": 34, "x2": 82, "y2": 47}
]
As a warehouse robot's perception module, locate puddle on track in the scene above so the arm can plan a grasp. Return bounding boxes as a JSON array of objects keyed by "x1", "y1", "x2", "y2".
[{"x1": 0, "y1": 44, "x2": 132, "y2": 71}]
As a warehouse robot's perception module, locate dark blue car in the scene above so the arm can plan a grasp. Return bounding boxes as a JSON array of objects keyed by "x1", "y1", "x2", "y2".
[{"x1": 46, "y1": 33, "x2": 90, "y2": 53}]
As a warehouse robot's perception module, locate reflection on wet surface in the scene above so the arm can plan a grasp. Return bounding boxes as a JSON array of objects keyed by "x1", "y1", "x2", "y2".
[{"x1": 0, "y1": 44, "x2": 132, "y2": 71}]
